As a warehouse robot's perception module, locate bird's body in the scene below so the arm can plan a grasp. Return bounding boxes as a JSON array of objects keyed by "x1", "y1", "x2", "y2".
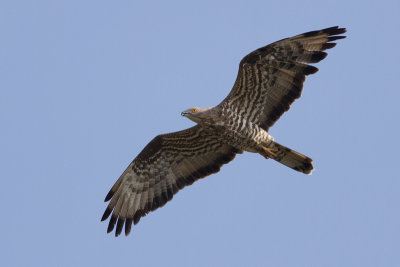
[
  {"x1": 183, "y1": 106, "x2": 273, "y2": 152},
  {"x1": 183, "y1": 104, "x2": 309, "y2": 173},
  {"x1": 102, "y1": 26, "x2": 346, "y2": 236}
]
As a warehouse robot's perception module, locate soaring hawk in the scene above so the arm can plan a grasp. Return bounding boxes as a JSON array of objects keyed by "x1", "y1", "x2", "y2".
[{"x1": 102, "y1": 26, "x2": 346, "y2": 236}]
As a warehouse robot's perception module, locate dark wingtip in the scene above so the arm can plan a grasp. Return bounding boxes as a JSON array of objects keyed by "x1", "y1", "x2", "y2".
[
  {"x1": 321, "y1": 42, "x2": 337, "y2": 50},
  {"x1": 115, "y1": 217, "x2": 125, "y2": 237},
  {"x1": 335, "y1": 27, "x2": 347, "y2": 35},
  {"x1": 304, "y1": 65, "x2": 319, "y2": 75},
  {"x1": 125, "y1": 218, "x2": 133, "y2": 236},
  {"x1": 302, "y1": 26, "x2": 346, "y2": 38},
  {"x1": 104, "y1": 190, "x2": 114, "y2": 202},
  {"x1": 101, "y1": 207, "x2": 112, "y2": 221},
  {"x1": 328, "y1": 35, "x2": 346, "y2": 42},
  {"x1": 310, "y1": 51, "x2": 328, "y2": 63},
  {"x1": 322, "y1": 26, "x2": 346, "y2": 36},
  {"x1": 107, "y1": 215, "x2": 117, "y2": 233},
  {"x1": 133, "y1": 210, "x2": 144, "y2": 225}
]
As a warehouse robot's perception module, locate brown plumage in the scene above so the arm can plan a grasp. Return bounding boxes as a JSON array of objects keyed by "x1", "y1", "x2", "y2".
[{"x1": 102, "y1": 26, "x2": 346, "y2": 236}]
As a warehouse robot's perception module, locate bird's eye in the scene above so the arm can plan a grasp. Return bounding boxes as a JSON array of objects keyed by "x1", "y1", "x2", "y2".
[{"x1": 192, "y1": 109, "x2": 197, "y2": 113}]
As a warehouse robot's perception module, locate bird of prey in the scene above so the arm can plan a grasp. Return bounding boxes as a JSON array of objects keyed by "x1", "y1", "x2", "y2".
[{"x1": 102, "y1": 26, "x2": 346, "y2": 236}]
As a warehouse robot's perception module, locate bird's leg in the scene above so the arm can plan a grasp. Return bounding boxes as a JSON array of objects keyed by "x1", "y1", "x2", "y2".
[
  {"x1": 262, "y1": 146, "x2": 278, "y2": 158},
  {"x1": 260, "y1": 132, "x2": 277, "y2": 158}
]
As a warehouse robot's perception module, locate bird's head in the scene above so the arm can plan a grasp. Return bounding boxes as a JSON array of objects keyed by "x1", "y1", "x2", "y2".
[{"x1": 181, "y1": 107, "x2": 212, "y2": 124}]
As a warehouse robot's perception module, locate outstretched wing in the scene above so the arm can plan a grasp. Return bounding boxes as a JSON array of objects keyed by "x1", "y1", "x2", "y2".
[
  {"x1": 220, "y1": 26, "x2": 346, "y2": 130},
  {"x1": 101, "y1": 125, "x2": 241, "y2": 236}
]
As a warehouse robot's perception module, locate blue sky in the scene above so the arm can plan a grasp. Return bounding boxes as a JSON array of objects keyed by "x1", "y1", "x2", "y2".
[{"x1": 1, "y1": 0, "x2": 399, "y2": 266}]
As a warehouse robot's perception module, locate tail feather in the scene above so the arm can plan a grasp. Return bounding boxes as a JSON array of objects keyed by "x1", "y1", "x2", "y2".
[{"x1": 262, "y1": 141, "x2": 314, "y2": 174}]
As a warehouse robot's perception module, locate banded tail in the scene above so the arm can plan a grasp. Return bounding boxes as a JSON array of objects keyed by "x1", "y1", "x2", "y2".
[{"x1": 261, "y1": 141, "x2": 313, "y2": 174}]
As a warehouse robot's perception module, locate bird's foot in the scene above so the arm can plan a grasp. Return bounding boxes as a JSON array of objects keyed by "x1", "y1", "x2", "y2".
[{"x1": 262, "y1": 146, "x2": 278, "y2": 158}]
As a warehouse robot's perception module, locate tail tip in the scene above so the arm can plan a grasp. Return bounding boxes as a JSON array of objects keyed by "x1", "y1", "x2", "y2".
[{"x1": 293, "y1": 161, "x2": 314, "y2": 175}]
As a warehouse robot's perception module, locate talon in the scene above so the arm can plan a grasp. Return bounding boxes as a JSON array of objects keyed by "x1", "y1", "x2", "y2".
[{"x1": 263, "y1": 146, "x2": 278, "y2": 158}]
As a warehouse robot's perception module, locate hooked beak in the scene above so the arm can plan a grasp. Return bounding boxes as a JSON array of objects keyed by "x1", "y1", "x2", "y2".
[{"x1": 181, "y1": 112, "x2": 187, "y2": 116}]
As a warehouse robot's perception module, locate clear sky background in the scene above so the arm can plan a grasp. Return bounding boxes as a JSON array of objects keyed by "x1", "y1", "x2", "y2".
[{"x1": 1, "y1": 0, "x2": 399, "y2": 266}]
